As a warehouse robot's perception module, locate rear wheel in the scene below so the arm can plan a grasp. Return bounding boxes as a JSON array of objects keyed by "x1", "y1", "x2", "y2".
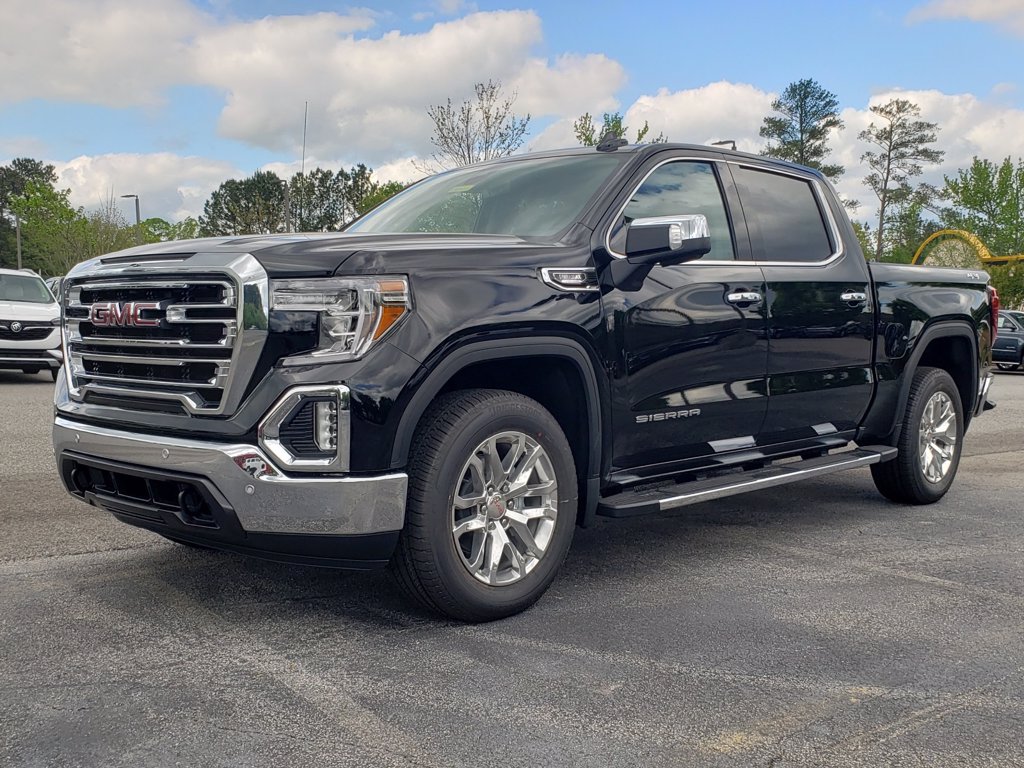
[
  {"x1": 21, "y1": 367, "x2": 41, "y2": 375},
  {"x1": 391, "y1": 388, "x2": 577, "y2": 622},
  {"x1": 50, "y1": 368, "x2": 59, "y2": 382},
  {"x1": 871, "y1": 367, "x2": 964, "y2": 504}
]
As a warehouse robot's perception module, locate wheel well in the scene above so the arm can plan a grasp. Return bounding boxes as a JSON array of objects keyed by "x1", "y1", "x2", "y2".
[
  {"x1": 437, "y1": 357, "x2": 591, "y2": 523},
  {"x1": 916, "y1": 334, "x2": 975, "y2": 423}
]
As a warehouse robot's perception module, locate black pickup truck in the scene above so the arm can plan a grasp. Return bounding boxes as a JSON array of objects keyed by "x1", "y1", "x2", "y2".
[{"x1": 53, "y1": 142, "x2": 996, "y2": 620}]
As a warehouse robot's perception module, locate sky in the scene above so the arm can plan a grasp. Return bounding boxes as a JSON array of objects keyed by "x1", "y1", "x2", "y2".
[{"x1": 3, "y1": 0, "x2": 1024, "y2": 225}]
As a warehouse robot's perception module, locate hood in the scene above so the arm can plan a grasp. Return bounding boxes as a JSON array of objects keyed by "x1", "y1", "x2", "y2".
[
  {"x1": 0, "y1": 300, "x2": 60, "y2": 321},
  {"x1": 74, "y1": 231, "x2": 575, "y2": 279},
  {"x1": 251, "y1": 232, "x2": 565, "y2": 277}
]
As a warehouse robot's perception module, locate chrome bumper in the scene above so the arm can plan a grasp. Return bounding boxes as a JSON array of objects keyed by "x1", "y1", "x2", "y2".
[{"x1": 53, "y1": 416, "x2": 407, "y2": 536}]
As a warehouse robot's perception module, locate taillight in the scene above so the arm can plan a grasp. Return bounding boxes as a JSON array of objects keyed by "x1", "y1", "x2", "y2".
[{"x1": 989, "y1": 285, "x2": 1000, "y2": 341}]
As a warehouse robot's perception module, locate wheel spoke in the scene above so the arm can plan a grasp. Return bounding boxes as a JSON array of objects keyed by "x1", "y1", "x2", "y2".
[
  {"x1": 507, "y1": 518, "x2": 543, "y2": 558},
  {"x1": 485, "y1": 529, "x2": 506, "y2": 583},
  {"x1": 453, "y1": 515, "x2": 486, "y2": 538},
  {"x1": 507, "y1": 477, "x2": 556, "y2": 500},
  {"x1": 485, "y1": 437, "x2": 506, "y2": 486},
  {"x1": 466, "y1": 533, "x2": 487, "y2": 571}
]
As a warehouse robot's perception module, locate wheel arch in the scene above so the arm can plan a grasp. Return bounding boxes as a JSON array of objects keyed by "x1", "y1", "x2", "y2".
[
  {"x1": 890, "y1": 321, "x2": 979, "y2": 442},
  {"x1": 390, "y1": 335, "x2": 607, "y2": 526}
]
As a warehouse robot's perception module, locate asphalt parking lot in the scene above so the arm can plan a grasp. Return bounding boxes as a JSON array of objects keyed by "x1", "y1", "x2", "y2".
[{"x1": 2, "y1": 371, "x2": 1023, "y2": 767}]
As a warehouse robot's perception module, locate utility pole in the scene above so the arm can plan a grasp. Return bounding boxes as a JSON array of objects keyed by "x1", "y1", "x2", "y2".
[{"x1": 15, "y1": 214, "x2": 23, "y2": 270}]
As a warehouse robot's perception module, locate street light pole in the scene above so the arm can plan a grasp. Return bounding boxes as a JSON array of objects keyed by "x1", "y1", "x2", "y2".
[
  {"x1": 121, "y1": 194, "x2": 142, "y2": 245},
  {"x1": 711, "y1": 139, "x2": 738, "y2": 151}
]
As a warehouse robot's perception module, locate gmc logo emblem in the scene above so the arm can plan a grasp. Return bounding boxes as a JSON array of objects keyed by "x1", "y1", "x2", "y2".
[{"x1": 89, "y1": 301, "x2": 161, "y2": 328}]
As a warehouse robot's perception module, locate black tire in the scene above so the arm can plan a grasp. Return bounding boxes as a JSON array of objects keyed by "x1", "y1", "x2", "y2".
[
  {"x1": 871, "y1": 367, "x2": 964, "y2": 505},
  {"x1": 50, "y1": 368, "x2": 59, "y2": 382},
  {"x1": 21, "y1": 367, "x2": 41, "y2": 375},
  {"x1": 390, "y1": 388, "x2": 577, "y2": 622}
]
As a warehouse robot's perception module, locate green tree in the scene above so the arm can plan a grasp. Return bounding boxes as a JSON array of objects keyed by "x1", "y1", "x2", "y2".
[
  {"x1": 859, "y1": 98, "x2": 944, "y2": 261},
  {"x1": 940, "y1": 156, "x2": 1024, "y2": 306},
  {"x1": 141, "y1": 216, "x2": 200, "y2": 242},
  {"x1": 759, "y1": 78, "x2": 845, "y2": 181},
  {"x1": 424, "y1": 80, "x2": 530, "y2": 170},
  {"x1": 0, "y1": 158, "x2": 59, "y2": 269},
  {"x1": 573, "y1": 111, "x2": 665, "y2": 146},
  {"x1": 9, "y1": 184, "x2": 136, "y2": 275},
  {"x1": 355, "y1": 180, "x2": 406, "y2": 217},
  {"x1": 200, "y1": 170, "x2": 287, "y2": 236}
]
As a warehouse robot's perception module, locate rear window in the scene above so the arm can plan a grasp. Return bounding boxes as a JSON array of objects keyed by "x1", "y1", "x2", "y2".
[{"x1": 733, "y1": 166, "x2": 834, "y2": 263}]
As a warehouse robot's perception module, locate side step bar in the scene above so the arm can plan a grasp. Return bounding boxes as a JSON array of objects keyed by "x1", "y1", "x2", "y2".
[{"x1": 596, "y1": 446, "x2": 898, "y2": 519}]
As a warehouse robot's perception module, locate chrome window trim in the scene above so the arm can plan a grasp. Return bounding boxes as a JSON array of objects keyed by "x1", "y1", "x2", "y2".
[
  {"x1": 604, "y1": 156, "x2": 847, "y2": 268},
  {"x1": 726, "y1": 161, "x2": 847, "y2": 268},
  {"x1": 604, "y1": 156, "x2": 741, "y2": 263},
  {"x1": 61, "y1": 252, "x2": 269, "y2": 416}
]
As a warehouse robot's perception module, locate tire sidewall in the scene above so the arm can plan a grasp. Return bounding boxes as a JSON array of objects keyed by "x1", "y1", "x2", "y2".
[
  {"x1": 903, "y1": 370, "x2": 964, "y2": 502},
  {"x1": 415, "y1": 397, "x2": 577, "y2": 618}
]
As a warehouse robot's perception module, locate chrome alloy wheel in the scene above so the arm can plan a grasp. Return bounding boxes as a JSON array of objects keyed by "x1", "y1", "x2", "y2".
[
  {"x1": 919, "y1": 391, "x2": 957, "y2": 484},
  {"x1": 450, "y1": 431, "x2": 558, "y2": 586}
]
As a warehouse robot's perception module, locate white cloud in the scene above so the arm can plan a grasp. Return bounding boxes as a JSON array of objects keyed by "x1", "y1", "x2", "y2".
[
  {"x1": 831, "y1": 88, "x2": 1024, "y2": 219},
  {"x1": 56, "y1": 153, "x2": 241, "y2": 222},
  {"x1": 907, "y1": 0, "x2": 1024, "y2": 35},
  {"x1": 0, "y1": 0, "x2": 208, "y2": 107},
  {"x1": 1, "y1": 2, "x2": 622, "y2": 167},
  {"x1": 623, "y1": 82, "x2": 775, "y2": 151}
]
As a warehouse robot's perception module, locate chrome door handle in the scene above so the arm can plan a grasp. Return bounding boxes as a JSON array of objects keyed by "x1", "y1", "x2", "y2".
[
  {"x1": 726, "y1": 291, "x2": 762, "y2": 305},
  {"x1": 840, "y1": 291, "x2": 868, "y2": 304}
]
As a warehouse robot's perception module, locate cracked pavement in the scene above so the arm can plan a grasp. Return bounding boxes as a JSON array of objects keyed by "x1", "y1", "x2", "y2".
[{"x1": 2, "y1": 369, "x2": 1023, "y2": 767}]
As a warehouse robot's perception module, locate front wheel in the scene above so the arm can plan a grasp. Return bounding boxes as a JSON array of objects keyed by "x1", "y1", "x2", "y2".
[
  {"x1": 871, "y1": 367, "x2": 964, "y2": 504},
  {"x1": 391, "y1": 389, "x2": 577, "y2": 622}
]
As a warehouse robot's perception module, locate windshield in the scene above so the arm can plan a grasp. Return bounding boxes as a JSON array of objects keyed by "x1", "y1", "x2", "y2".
[
  {"x1": 347, "y1": 154, "x2": 628, "y2": 238},
  {"x1": 0, "y1": 273, "x2": 54, "y2": 304}
]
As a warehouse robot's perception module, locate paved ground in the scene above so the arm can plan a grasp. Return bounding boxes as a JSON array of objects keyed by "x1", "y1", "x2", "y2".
[{"x1": 2, "y1": 370, "x2": 1023, "y2": 768}]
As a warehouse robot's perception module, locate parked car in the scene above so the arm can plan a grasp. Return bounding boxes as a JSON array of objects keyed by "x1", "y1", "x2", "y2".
[
  {"x1": 52, "y1": 142, "x2": 995, "y2": 620},
  {"x1": 0, "y1": 267, "x2": 62, "y2": 380},
  {"x1": 45, "y1": 276, "x2": 63, "y2": 301},
  {"x1": 994, "y1": 311, "x2": 1024, "y2": 371}
]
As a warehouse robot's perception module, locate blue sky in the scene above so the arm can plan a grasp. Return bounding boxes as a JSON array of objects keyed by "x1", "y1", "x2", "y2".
[{"x1": 3, "y1": 0, "x2": 1023, "y2": 222}]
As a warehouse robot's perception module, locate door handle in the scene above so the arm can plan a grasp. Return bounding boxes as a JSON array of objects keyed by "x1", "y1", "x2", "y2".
[
  {"x1": 840, "y1": 291, "x2": 868, "y2": 305},
  {"x1": 726, "y1": 291, "x2": 762, "y2": 305}
]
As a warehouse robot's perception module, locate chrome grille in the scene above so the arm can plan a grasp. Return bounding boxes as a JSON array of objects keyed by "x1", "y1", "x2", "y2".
[{"x1": 65, "y1": 276, "x2": 240, "y2": 413}]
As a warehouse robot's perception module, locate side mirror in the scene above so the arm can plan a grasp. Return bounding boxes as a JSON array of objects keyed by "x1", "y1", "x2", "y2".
[{"x1": 624, "y1": 214, "x2": 712, "y2": 265}]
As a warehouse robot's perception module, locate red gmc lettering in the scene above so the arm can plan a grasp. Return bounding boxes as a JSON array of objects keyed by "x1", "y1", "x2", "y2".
[{"x1": 89, "y1": 301, "x2": 161, "y2": 328}]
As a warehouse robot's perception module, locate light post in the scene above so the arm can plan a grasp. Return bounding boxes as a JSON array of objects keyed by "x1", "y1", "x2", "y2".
[
  {"x1": 712, "y1": 139, "x2": 737, "y2": 151},
  {"x1": 121, "y1": 194, "x2": 142, "y2": 244}
]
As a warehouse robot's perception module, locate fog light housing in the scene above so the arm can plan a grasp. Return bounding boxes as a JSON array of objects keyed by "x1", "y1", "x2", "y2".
[{"x1": 258, "y1": 385, "x2": 350, "y2": 473}]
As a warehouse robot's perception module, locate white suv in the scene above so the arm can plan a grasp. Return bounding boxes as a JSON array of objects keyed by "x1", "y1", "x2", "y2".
[{"x1": 0, "y1": 268, "x2": 62, "y2": 380}]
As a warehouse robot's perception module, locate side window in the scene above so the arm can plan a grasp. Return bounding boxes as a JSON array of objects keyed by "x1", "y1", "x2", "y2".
[
  {"x1": 733, "y1": 166, "x2": 834, "y2": 263},
  {"x1": 999, "y1": 315, "x2": 1018, "y2": 331},
  {"x1": 610, "y1": 161, "x2": 735, "y2": 261}
]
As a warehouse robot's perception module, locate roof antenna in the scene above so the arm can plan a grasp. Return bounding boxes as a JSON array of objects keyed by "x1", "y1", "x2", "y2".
[{"x1": 596, "y1": 131, "x2": 628, "y2": 152}]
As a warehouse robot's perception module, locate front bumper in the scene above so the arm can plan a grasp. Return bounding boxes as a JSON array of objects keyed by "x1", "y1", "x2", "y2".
[
  {"x1": 53, "y1": 416, "x2": 408, "y2": 568},
  {"x1": 0, "y1": 347, "x2": 62, "y2": 370}
]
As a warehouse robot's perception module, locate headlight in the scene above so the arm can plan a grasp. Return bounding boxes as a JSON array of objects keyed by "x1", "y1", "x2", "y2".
[{"x1": 270, "y1": 276, "x2": 411, "y2": 364}]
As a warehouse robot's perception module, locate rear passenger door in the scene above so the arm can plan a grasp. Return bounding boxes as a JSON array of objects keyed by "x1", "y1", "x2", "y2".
[{"x1": 730, "y1": 164, "x2": 874, "y2": 444}]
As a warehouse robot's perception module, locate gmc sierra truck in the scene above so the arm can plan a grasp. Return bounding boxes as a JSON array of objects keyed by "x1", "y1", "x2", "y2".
[{"x1": 53, "y1": 142, "x2": 996, "y2": 621}]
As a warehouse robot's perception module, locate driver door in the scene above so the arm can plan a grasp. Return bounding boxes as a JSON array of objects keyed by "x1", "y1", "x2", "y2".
[{"x1": 602, "y1": 157, "x2": 769, "y2": 475}]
